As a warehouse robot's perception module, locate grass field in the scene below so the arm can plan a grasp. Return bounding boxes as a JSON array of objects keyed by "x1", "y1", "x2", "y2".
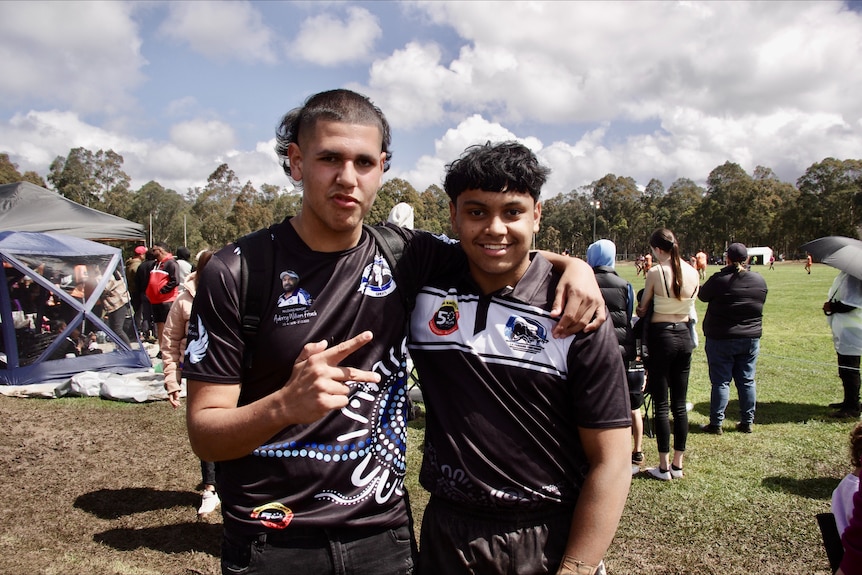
[{"x1": 0, "y1": 259, "x2": 852, "y2": 574}]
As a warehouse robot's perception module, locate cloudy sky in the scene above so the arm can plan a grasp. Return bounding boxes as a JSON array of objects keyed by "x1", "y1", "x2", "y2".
[{"x1": 2, "y1": 1, "x2": 862, "y2": 199}]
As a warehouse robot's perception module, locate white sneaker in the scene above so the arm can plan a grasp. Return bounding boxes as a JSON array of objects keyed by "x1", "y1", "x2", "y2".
[
  {"x1": 631, "y1": 464, "x2": 641, "y2": 476},
  {"x1": 647, "y1": 466, "x2": 672, "y2": 481},
  {"x1": 198, "y1": 489, "x2": 220, "y2": 515},
  {"x1": 670, "y1": 466, "x2": 684, "y2": 479}
]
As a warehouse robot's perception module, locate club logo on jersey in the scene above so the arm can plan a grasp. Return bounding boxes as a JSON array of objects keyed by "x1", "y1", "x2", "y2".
[
  {"x1": 429, "y1": 298, "x2": 460, "y2": 335},
  {"x1": 185, "y1": 316, "x2": 208, "y2": 364},
  {"x1": 504, "y1": 315, "x2": 548, "y2": 353},
  {"x1": 250, "y1": 502, "x2": 294, "y2": 529},
  {"x1": 357, "y1": 256, "x2": 396, "y2": 298}
]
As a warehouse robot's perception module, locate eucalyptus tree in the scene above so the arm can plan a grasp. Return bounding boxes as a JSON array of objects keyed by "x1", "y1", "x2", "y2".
[
  {"x1": 588, "y1": 173, "x2": 642, "y2": 257},
  {"x1": 368, "y1": 177, "x2": 421, "y2": 227},
  {"x1": 48, "y1": 148, "x2": 131, "y2": 210},
  {"x1": 0, "y1": 153, "x2": 46, "y2": 187},
  {"x1": 659, "y1": 178, "x2": 705, "y2": 254},
  {"x1": 752, "y1": 166, "x2": 800, "y2": 257},
  {"x1": 795, "y1": 158, "x2": 862, "y2": 244},
  {"x1": 189, "y1": 163, "x2": 244, "y2": 250},
  {"x1": 416, "y1": 184, "x2": 451, "y2": 235},
  {"x1": 130, "y1": 180, "x2": 189, "y2": 248},
  {"x1": 696, "y1": 162, "x2": 759, "y2": 254},
  {"x1": 537, "y1": 188, "x2": 591, "y2": 256}
]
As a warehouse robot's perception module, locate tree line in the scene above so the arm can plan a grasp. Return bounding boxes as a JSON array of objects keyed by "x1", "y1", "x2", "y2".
[{"x1": 1, "y1": 150, "x2": 860, "y2": 260}]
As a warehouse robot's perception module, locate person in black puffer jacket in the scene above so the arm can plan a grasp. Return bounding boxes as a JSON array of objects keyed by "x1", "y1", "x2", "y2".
[
  {"x1": 698, "y1": 243, "x2": 768, "y2": 434},
  {"x1": 587, "y1": 239, "x2": 644, "y2": 474}
]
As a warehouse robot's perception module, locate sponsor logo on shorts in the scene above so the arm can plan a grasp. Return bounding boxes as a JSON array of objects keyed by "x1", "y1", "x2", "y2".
[{"x1": 250, "y1": 502, "x2": 294, "y2": 529}]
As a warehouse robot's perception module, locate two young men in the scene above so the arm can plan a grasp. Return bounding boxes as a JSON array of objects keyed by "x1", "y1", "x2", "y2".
[{"x1": 183, "y1": 89, "x2": 620, "y2": 574}]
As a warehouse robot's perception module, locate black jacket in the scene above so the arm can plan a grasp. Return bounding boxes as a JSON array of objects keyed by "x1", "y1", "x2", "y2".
[
  {"x1": 699, "y1": 265, "x2": 767, "y2": 339},
  {"x1": 594, "y1": 266, "x2": 636, "y2": 362}
]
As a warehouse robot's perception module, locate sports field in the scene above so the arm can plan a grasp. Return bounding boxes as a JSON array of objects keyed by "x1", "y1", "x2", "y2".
[{"x1": 0, "y1": 259, "x2": 848, "y2": 574}]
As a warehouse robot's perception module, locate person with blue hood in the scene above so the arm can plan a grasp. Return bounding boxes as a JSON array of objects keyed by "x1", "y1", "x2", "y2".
[{"x1": 587, "y1": 239, "x2": 644, "y2": 475}]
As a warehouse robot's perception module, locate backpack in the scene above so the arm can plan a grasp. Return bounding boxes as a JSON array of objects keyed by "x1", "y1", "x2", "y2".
[{"x1": 235, "y1": 223, "x2": 411, "y2": 371}]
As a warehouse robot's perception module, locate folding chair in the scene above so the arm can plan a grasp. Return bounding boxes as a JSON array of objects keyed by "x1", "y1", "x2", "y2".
[
  {"x1": 816, "y1": 512, "x2": 843, "y2": 573},
  {"x1": 642, "y1": 390, "x2": 655, "y2": 439}
]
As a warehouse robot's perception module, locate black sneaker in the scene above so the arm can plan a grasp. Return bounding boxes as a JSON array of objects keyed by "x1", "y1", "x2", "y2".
[
  {"x1": 831, "y1": 408, "x2": 862, "y2": 419},
  {"x1": 700, "y1": 423, "x2": 723, "y2": 435},
  {"x1": 736, "y1": 422, "x2": 753, "y2": 433},
  {"x1": 632, "y1": 451, "x2": 644, "y2": 465}
]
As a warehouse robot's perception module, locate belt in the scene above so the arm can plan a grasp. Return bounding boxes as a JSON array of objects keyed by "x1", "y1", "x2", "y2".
[{"x1": 650, "y1": 321, "x2": 690, "y2": 330}]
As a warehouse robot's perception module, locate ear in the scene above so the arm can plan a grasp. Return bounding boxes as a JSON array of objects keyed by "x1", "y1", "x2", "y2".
[
  {"x1": 287, "y1": 142, "x2": 303, "y2": 181},
  {"x1": 533, "y1": 201, "x2": 542, "y2": 234}
]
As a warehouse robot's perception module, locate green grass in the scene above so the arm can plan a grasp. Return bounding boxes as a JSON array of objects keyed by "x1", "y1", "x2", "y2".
[{"x1": 406, "y1": 259, "x2": 848, "y2": 574}]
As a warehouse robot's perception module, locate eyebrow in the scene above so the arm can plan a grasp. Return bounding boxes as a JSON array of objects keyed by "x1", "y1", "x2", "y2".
[
  {"x1": 315, "y1": 148, "x2": 379, "y2": 163},
  {"x1": 461, "y1": 197, "x2": 531, "y2": 209}
]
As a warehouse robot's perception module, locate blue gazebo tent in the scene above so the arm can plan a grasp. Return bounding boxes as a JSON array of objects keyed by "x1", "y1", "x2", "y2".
[{"x1": 0, "y1": 231, "x2": 150, "y2": 385}]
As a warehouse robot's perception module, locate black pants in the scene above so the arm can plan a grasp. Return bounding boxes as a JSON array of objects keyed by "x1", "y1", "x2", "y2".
[{"x1": 838, "y1": 353, "x2": 861, "y2": 409}]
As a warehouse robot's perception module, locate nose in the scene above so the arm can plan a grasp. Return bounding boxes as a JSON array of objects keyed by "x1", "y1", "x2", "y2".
[
  {"x1": 336, "y1": 161, "x2": 358, "y2": 187},
  {"x1": 486, "y1": 215, "x2": 507, "y2": 235}
]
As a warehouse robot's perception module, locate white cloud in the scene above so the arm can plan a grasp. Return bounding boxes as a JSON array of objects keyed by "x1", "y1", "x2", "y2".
[
  {"x1": 159, "y1": 1, "x2": 278, "y2": 64},
  {"x1": 0, "y1": 2, "x2": 146, "y2": 115},
  {"x1": 372, "y1": 1, "x2": 862, "y2": 196},
  {"x1": 393, "y1": 115, "x2": 544, "y2": 193},
  {"x1": 0, "y1": 110, "x2": 281, "y2": 195},
  {"x1": 291, "y1": 7, "x2": 382, "y2": 66},
  {"x1": 169, "y1": 120, "x2": 236, "y2": 155},
  {"x1": 404, "y1": 1, "x2": 862, "y2": 124}
]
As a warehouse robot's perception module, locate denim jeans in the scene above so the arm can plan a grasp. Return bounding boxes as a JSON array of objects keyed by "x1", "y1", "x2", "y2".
[
  {"x1": 221, "y1": 524, "x2": 415, "y2": 575},
  {"x1": 705, "y1": 337, "x2": 759, "y2": 425}
]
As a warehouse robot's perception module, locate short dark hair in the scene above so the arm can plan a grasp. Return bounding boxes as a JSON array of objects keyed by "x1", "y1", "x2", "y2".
[
  {"x1": 443, "y1": 141, "x2": 549, "y2": 202},
  {"x1": 176, "y1": 246, "x2": 191, "y2": 260},
  {"x1": 275, "y1": 89, "x2": 392, "y2": 178}
]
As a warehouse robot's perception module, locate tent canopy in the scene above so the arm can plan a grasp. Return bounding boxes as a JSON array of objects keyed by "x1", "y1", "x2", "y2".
[
  {"x1": 1, "y1": 231, "x2": 151, "y2": 385},
  {"x1": 0, "y1": 181, "x2": 145, "y2": 241}
]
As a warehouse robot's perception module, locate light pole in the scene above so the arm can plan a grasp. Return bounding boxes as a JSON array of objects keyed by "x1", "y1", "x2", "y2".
[{"x1": 589, "y1": 199, "x2": 601, "y2": 243}]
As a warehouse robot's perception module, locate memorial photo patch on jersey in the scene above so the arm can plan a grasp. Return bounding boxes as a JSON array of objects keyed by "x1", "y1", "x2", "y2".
[
  {"x1": 274, "y1": 269, "x2": 318, "y2": 326},
  {"x1": 504, "y1": 315, "x2": 548, "y2": 353},
  {"x1": 357, "y1": 255, "x2": 396, "y2": 298},
  {"x1": 429, "y1": 298, "x2": 460, "y2": 336}
]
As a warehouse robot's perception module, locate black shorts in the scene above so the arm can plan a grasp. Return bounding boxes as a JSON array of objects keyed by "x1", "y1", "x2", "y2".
[
  {"x1": 151, "y1": 301, "x2": 173, "y2": 323},
  {"x1": 418, "y1": 496, "x2": 572, "y2": 575},
  {"x1": 627, "y1": 367, "x2": 645, "y2": 409}
]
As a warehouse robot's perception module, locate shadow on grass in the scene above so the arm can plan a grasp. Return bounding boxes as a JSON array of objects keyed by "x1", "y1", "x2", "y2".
[
  {"x1": 94, "y1": 522, "x2": 221, "y2": 556},
  {"x1": 75, "y1": 487, "x2": 199, "y2": 519},
  {"x1": 762, "y1": 475, "x2": 840, "y2": 500},
  {"x1": 689, "y1": 400, "x2": 838, "y2": 424}
]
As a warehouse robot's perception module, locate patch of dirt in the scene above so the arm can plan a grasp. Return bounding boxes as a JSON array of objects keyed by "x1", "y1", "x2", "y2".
[{"x1": 0, "y1": 395, "x2": 221, "y2": 575}]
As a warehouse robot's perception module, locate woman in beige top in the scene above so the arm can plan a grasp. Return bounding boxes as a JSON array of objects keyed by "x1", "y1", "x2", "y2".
[{"x1": 636, "y1": 228, "x2": 700, "y2": 481}]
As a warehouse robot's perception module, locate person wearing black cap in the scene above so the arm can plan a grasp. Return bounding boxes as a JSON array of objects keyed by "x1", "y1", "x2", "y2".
[{"x1": 698, "y1": 243, "x2": 768, "y2": 434}]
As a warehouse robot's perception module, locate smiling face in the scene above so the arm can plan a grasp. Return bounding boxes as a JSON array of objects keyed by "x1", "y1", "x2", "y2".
[
  {"x1": 450, "y1": 188, "x2": 541, "y2": 294},
  {"x1": 288, "y1": 120, "x2": 386, "y2": 251}
]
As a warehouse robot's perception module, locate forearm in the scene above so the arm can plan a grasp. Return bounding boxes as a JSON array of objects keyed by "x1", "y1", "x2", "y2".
[
  {"x1": 538, "y1": 250, "x2": 605, "y2": 335},
  {"x1": 558, "y1": 429, "x2": 631, "y2": 573},
  {"x1": 186, "y1": 380, "x2": 297, "y2": 462}
]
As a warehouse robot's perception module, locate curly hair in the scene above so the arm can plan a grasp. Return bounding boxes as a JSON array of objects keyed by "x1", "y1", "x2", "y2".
[
  {"x1": 274, "y1": 89, "x2": 392, "y2": 179},
  {"x1": 443, "y1": 141, "x2": 550, "y2": 202}
]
